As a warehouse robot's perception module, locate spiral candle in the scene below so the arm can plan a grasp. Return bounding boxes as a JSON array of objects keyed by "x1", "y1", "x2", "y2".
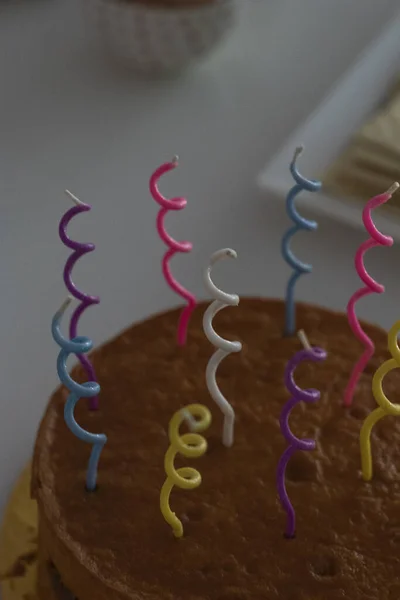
[
  {"x1": 51, "y1": 297, "x2": 107, "y2": 491},
  {"x1": 281, "y1": 146, "x2": 321, "y2": 336},
  {"x1": 344, "y1": 182, "x2": 398, "y2": 408},
  {"x1": 360, "y1": 320, "x2": 400, "y2": 480},
  {"x1": 150, "y1": 157, "x2": 196, "y2": 346},
  {"x1": 160, "y1": 404, "x2": 211, "y2": 538},
  {"x1": 59, "y1": 190, "x2": 100, "y2": 410},
  {"x1": 203, "y1": 248, "x2": 242, "y2": 448},
  {"x1": 276, "y1": 331, "x2": 327, "y2": 538}
]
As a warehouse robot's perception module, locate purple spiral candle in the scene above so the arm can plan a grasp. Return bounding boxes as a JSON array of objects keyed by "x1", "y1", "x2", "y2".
[
  {"x1": 276, "y1": 332, "x2": 327, "y2": 538},
  {"x1": 59, "y1": 190, "x2": 100, "y2": 411}
]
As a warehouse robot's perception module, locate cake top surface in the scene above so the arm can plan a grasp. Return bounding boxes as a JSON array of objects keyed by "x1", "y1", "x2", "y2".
[{"x1": 33, "y1": 298, "x2": 400, "y2": 600}]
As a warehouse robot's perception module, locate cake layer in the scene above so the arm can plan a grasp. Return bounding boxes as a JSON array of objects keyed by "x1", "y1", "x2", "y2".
[{"x1": 32, "y1": 299, "x2": 400, "y2": 600}]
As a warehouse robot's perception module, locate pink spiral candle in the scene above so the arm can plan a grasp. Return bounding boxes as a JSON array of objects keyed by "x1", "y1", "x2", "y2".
[
  {"x1": 150, "y1": 157, "x2": 196, "y2": 346},
  {"x1": 344, "y1": 183, "x2": 398, "y2": 407}
]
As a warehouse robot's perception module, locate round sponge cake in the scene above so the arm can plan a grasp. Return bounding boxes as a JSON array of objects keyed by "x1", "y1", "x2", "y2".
[{"x1": 32, "y1": 298, "x2": 400, "y2": 600}]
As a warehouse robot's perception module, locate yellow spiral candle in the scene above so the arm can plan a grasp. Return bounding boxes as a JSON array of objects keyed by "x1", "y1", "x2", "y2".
[
  {"x1": 360, "y1": 320, "x2": 400, "y2": 480},
  {"x1": 160, "y1": 404, "x2": 211, "y2": 538}
]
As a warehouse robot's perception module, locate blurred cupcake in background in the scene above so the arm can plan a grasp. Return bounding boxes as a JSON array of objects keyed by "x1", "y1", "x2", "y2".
[{"x1": 83, "y1": 0, "x2": 237, "y2": 73}]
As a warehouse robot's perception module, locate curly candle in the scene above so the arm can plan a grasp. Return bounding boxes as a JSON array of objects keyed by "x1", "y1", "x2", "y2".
[
  {"x1": 360, "y1": 320, "x2": 400, "y2": 480},
  {"x1": 281, "y1": 146, "x2": 321, "y2": 336},
  {"x1": 276, "y1": 330, "x2": 327, "y2": 538},
  {"x1": 59, "y1": 190, "x2": 100, "y2": 410},
  {"x1": 344, "y1": 182, "x2": 398, "y2": 408},
  {"x1": 160, "y1": 404, "x2": 211, "y2": 538},
  {"x1": 203, "y1": 248, "x2": 242, "y2": 447},
  {"x1": 51, "y1": 297, "x2": 107, "y2": 491},
  {"x1": 150, "y1": 157, "x2": 196, "y2": 346}
]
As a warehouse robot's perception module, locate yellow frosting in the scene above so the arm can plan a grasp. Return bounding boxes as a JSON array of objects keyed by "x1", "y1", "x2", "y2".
[{"x1": 0, "y1": 463, "x2": 38, "y2": 600}]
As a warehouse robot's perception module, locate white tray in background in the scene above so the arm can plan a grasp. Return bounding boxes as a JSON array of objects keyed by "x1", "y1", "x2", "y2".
[{"x1": 258, "y1": 11, "x2": 400, "y2": 241}]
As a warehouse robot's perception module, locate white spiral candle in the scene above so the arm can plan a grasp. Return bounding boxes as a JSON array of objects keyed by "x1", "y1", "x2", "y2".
[{"x1": 203, "y1": 248, "x2": 242, "y2": 447}]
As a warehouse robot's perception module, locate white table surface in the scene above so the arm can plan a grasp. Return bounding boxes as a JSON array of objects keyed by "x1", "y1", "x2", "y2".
[{"x1": 1, "y1": 0, "x2": 400, "y2": 513}]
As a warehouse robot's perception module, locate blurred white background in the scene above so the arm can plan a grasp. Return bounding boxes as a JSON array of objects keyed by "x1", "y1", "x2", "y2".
[{"x1": 1, "y1": 0, "x2": 400, "y2": 513}]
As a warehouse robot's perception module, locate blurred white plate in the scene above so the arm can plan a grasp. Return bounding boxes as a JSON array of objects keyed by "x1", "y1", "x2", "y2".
[{"x1": 258, "y1": 10, "x2": 400, "y2": 241}]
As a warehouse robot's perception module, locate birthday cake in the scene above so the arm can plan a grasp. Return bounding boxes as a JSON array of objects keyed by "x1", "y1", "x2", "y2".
[
  {"x1": 2, "y1": 154, "x2": 399, "y2": 600},
  {"x1": 31, "y1": 297, "x2": 400, "y2": 600}
]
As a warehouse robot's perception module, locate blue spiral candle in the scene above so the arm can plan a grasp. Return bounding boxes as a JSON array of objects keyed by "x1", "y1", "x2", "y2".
[
  {"x1": 281, "y1": 146, "x2": 322, "y2": 336},
  {"x1": 51, "y1": 297, "x2": 107, "y2": 491}
]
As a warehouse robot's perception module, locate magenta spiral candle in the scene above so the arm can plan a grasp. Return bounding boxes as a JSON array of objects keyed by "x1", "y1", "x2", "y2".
[
  {"x1": 59, "y1": 190, "x2": 100, "y2": 411},
  {"x1": 149, "y1": 157, "x2": 196, "y2": 346},
  {"x1": 344, "y1": 182, "x2": 398, "y2": 407},
  {"x1": 276, "y1": 331, "x2": 327, "y2": 538}
]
